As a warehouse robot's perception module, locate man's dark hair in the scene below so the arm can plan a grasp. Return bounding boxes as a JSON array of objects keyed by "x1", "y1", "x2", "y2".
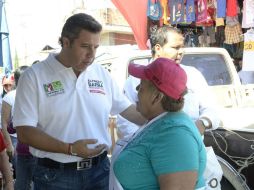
[
  {"x1": 14, "y1": 66, "x2": 29, "y2": 86},
  {"x1": 150, "y1": 26, "x2": 182, "y2": 56},
  {"x1": 59, "y1": 13, "x2": 102, "y2": 47}
]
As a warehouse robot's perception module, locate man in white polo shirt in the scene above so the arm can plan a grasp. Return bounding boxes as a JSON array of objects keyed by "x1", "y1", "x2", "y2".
[{"x1": 13, "y1": 13, "x2": 145, "y2": 190}]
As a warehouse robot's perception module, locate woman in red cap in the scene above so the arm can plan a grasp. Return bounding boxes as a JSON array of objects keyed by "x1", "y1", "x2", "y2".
[{"x1": 112, "y1": 58, "x2": 206, "y2": 190}]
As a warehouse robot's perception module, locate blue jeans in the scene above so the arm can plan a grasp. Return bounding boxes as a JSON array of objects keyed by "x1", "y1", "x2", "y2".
[
  {"x1": 33, "y1": 157, "x2": 110, "y2": 190},
  {"x1": 14, "y1": 154, "x2": 36, "y2": 190},
  {"x1": 10, "y1": 136, "x2": 17, "y2": 174}
]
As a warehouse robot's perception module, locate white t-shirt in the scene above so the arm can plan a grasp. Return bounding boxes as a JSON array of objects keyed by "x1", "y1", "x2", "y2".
[
  {"x1": 117, "y1": 64, "x2": 220, "y2": 138},
  {"x1": 2, "y1": 90, "x2": 16, "y2": 116},
  {"x1": 13, "y1": 53, "x2": 131, "y2": 162},
  {"x1": 2, "y1": 90, "x2": 16, "y2": 137}
]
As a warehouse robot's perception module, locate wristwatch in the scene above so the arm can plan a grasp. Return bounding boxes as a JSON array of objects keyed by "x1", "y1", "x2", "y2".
[{"x1": 199, "y1": 118, "x2": 210, "y2": 128}]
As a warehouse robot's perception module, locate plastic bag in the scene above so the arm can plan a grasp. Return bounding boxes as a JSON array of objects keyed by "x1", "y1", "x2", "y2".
[{"x1": 204, "y1": 146, "x2": 223, "y2": 190}]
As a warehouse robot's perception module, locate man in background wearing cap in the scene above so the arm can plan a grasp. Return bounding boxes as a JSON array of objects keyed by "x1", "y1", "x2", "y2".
[
  {"x1": 0, "y1": 74, "x2": 15, "y2": 130},
  {"x1": 0, "y1": 74, "x2": 15, "y2": 189},
  {"x1": 1, "y1": 74, "x2": 15, "y2": 98},
  {"x1": 1, "y1": 74, "x2": 16, "y2": 158},
  {"x1": 111, "y1": 58, "x2": 206, "y2": 190},
  {"x1": 0, "y1": 74, "x2": 14, "y2": 131},
  {"x1": 116, "y1": 25, "x2": 222, "y2": 189}
]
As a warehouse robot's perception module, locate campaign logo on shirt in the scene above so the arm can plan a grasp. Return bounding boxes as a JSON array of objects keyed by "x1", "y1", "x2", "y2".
[
  {"x1": 88, "y1": 79, "x2": 105, "y2": 94},
  {"x1": 43, "y1": 81, "x2": 64, "y2": 97}
]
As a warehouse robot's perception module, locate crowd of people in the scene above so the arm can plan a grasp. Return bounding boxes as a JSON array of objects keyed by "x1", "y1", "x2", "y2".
[{"x1": 0, "y1": 12, "x2": 226, "y2": 190}]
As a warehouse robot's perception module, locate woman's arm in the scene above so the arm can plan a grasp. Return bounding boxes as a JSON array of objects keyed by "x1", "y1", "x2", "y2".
[
  {"x1": 1, "y1": 101, "x2": 14, "y2": 158},
  {"x1": 0, "y1": 150, "x2": 14, "y2": 190},
  {"x1": 159, "y1": 171, "x2": 197, "y2": 190}
]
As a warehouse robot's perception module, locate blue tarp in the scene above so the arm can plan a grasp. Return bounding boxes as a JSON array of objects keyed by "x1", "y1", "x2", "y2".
[{"x1": 0, "y1": 0, "x2": 12, "y2": 75}]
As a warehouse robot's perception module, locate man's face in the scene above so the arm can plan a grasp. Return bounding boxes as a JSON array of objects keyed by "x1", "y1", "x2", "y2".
[
  {"x1": 155, "y1": 32, "x2": 184, "y2": 63},
  {"x1": 63, "y1": 29, "x2": 100, "y2": 74},
  {"x1": 3, "y1": 84, "x2": 13, "y2": 93}
]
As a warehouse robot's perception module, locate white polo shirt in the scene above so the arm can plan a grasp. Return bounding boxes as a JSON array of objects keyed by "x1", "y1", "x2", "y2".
[{"x1": 13, "y1": 53, "x2": 131, "y2": 163}]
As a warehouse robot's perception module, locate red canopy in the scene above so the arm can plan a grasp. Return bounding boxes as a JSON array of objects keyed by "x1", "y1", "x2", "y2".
[{"x1": 111, "y1": 0, "x2": 148, "y2": 50}]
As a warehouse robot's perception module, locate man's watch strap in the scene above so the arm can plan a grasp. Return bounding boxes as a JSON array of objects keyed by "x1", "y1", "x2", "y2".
[
  {"x1": 68, "y1": 144, "x2": 78, "y2": 156},
  {"x1": 199, "y1": 118, "x2": 210, "y2": 128}
]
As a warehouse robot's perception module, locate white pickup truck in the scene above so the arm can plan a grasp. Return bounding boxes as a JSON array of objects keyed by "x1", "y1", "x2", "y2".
[
  {"x1": 180, "y1": 48, "x2": 254, "y2": 131},
  {"x1": 97, "y1": 46, "x2": 254, "y2": 130},
  {"x1": 96, "y1": 46, "x2": 254, "y2": 189}
]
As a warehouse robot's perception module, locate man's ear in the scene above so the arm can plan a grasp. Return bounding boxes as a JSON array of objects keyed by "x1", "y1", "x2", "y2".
[
  {"x1": 154, "y1": 44, "x2": 162, "y2": 57},
  {"x1": 62, "y1": 37, "x2": 70, "y2": 47}
]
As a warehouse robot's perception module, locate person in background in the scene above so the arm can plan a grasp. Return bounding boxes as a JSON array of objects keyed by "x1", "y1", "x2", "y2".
[
  {"x1": 0, "y1": 74, "x2": 15, "y2": 131},
  {"x1": 1, "y1": 74, "x2": 15, "y2": 98},
  {"x1": 116, "y1": 25, "x2": 222, "y2": 189},
  {"x1": 2, "y1": 66, "x2": 36, "y2": 190},
  {"x1": 13, "y1": 13, "x2": 145, "y2": 190},
  {"x1": 0, "y1": 73, "x2": 16, "y2": 182},
  {"x1": 112, "y1": 58, "x2": 206, "y2": 190},
  {"x1": 1, "y1": 73, "x2": 17, "y2": 162},
  {"x1": 0, "y1": 131, "x2": 14, "y2": 190}
]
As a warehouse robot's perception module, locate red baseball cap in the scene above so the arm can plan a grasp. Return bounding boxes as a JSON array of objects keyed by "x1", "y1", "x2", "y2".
[{"x1": 128, "y1": 57, "x2": 187, "y2": 100}]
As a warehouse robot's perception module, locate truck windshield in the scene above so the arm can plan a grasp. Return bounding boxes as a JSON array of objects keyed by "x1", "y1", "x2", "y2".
[{"x1": 181, "y1": 54, "x2": 232, "y2": 86}]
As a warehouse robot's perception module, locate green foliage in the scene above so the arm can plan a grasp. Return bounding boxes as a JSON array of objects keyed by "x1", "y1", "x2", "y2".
[{"x1": 14, "y1": 49, "x2": 19, "y2": 69}]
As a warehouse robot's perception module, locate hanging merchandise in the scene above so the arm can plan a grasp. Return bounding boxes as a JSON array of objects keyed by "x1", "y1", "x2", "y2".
[
  {"x1": 224, "y1": 23, "x2": 243, "y2": 44},
  {"x1": 242, "y1": 0, "x2": 254, "y2": 28},
  {"x1": 242, "y1": 28, "x2": 254, "y2": 71},
  {"x1": 216, "y1": 0, "x2": 226, "y2": 18},
  {"x1": 147, "y1": 0, "x2": 162, "y2": 21},
  {"x1": 161, "y1": 0, "x2": 170, "y2": 25},
  {"x1": 226, "y1": 0, "x2": 237, "y2": 17},
  {"x1": 224, "y1": 16, "x2": 243, "y2": 44},
  {"x1": 186, "y1": 0, "x2": 196, "y2": 23},
  {"x1": 146, "y1": 0, "x2": 163, "y2": 44},
  {"x1": 215, "y1": 18, "x2": 225, "y2": 47},
  {"x1": 169, "y1": 0, "x2": 185, "y2": 24},
  {"x1": 147, "y1": 18, "x2": 161, "y2": 39},
  {"x1": 196, "y1": 0, "x2": 208, "y2": 23},
  {"x1": 201, "y1": 0, "x2": 215, "y2": 26}
]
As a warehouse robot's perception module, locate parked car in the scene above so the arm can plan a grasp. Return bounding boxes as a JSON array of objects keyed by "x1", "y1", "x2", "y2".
[{"x1": 96, "y1": 46, "x2": 254, "y2": 190}]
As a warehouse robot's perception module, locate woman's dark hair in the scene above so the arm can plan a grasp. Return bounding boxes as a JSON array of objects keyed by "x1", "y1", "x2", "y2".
[
  {"x1": 14, "y1": 66, "x2": 29, "y2": 86},
  {"x1": 59, "y1": 13, "x2": 102, "y2": 47},
  {"x1": 161, "y1": 88, "x2": 187, "y2": 112}
]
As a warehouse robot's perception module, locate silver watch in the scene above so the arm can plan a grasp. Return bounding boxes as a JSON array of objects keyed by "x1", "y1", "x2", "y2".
[{"x1": 199, "y1": 118, "x2": 210, "y2": 128}]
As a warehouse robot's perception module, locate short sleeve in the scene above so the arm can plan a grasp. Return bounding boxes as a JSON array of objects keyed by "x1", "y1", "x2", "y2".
[
  {"x1": 150, "y1": 125, "x2": 199, "y2": 175},
  {"x1": 13, "y1": 68, "x2": 39, "y2": 127},
  {"x1": 109, "y1": 73, "x2": 132, "y2": 116}
]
